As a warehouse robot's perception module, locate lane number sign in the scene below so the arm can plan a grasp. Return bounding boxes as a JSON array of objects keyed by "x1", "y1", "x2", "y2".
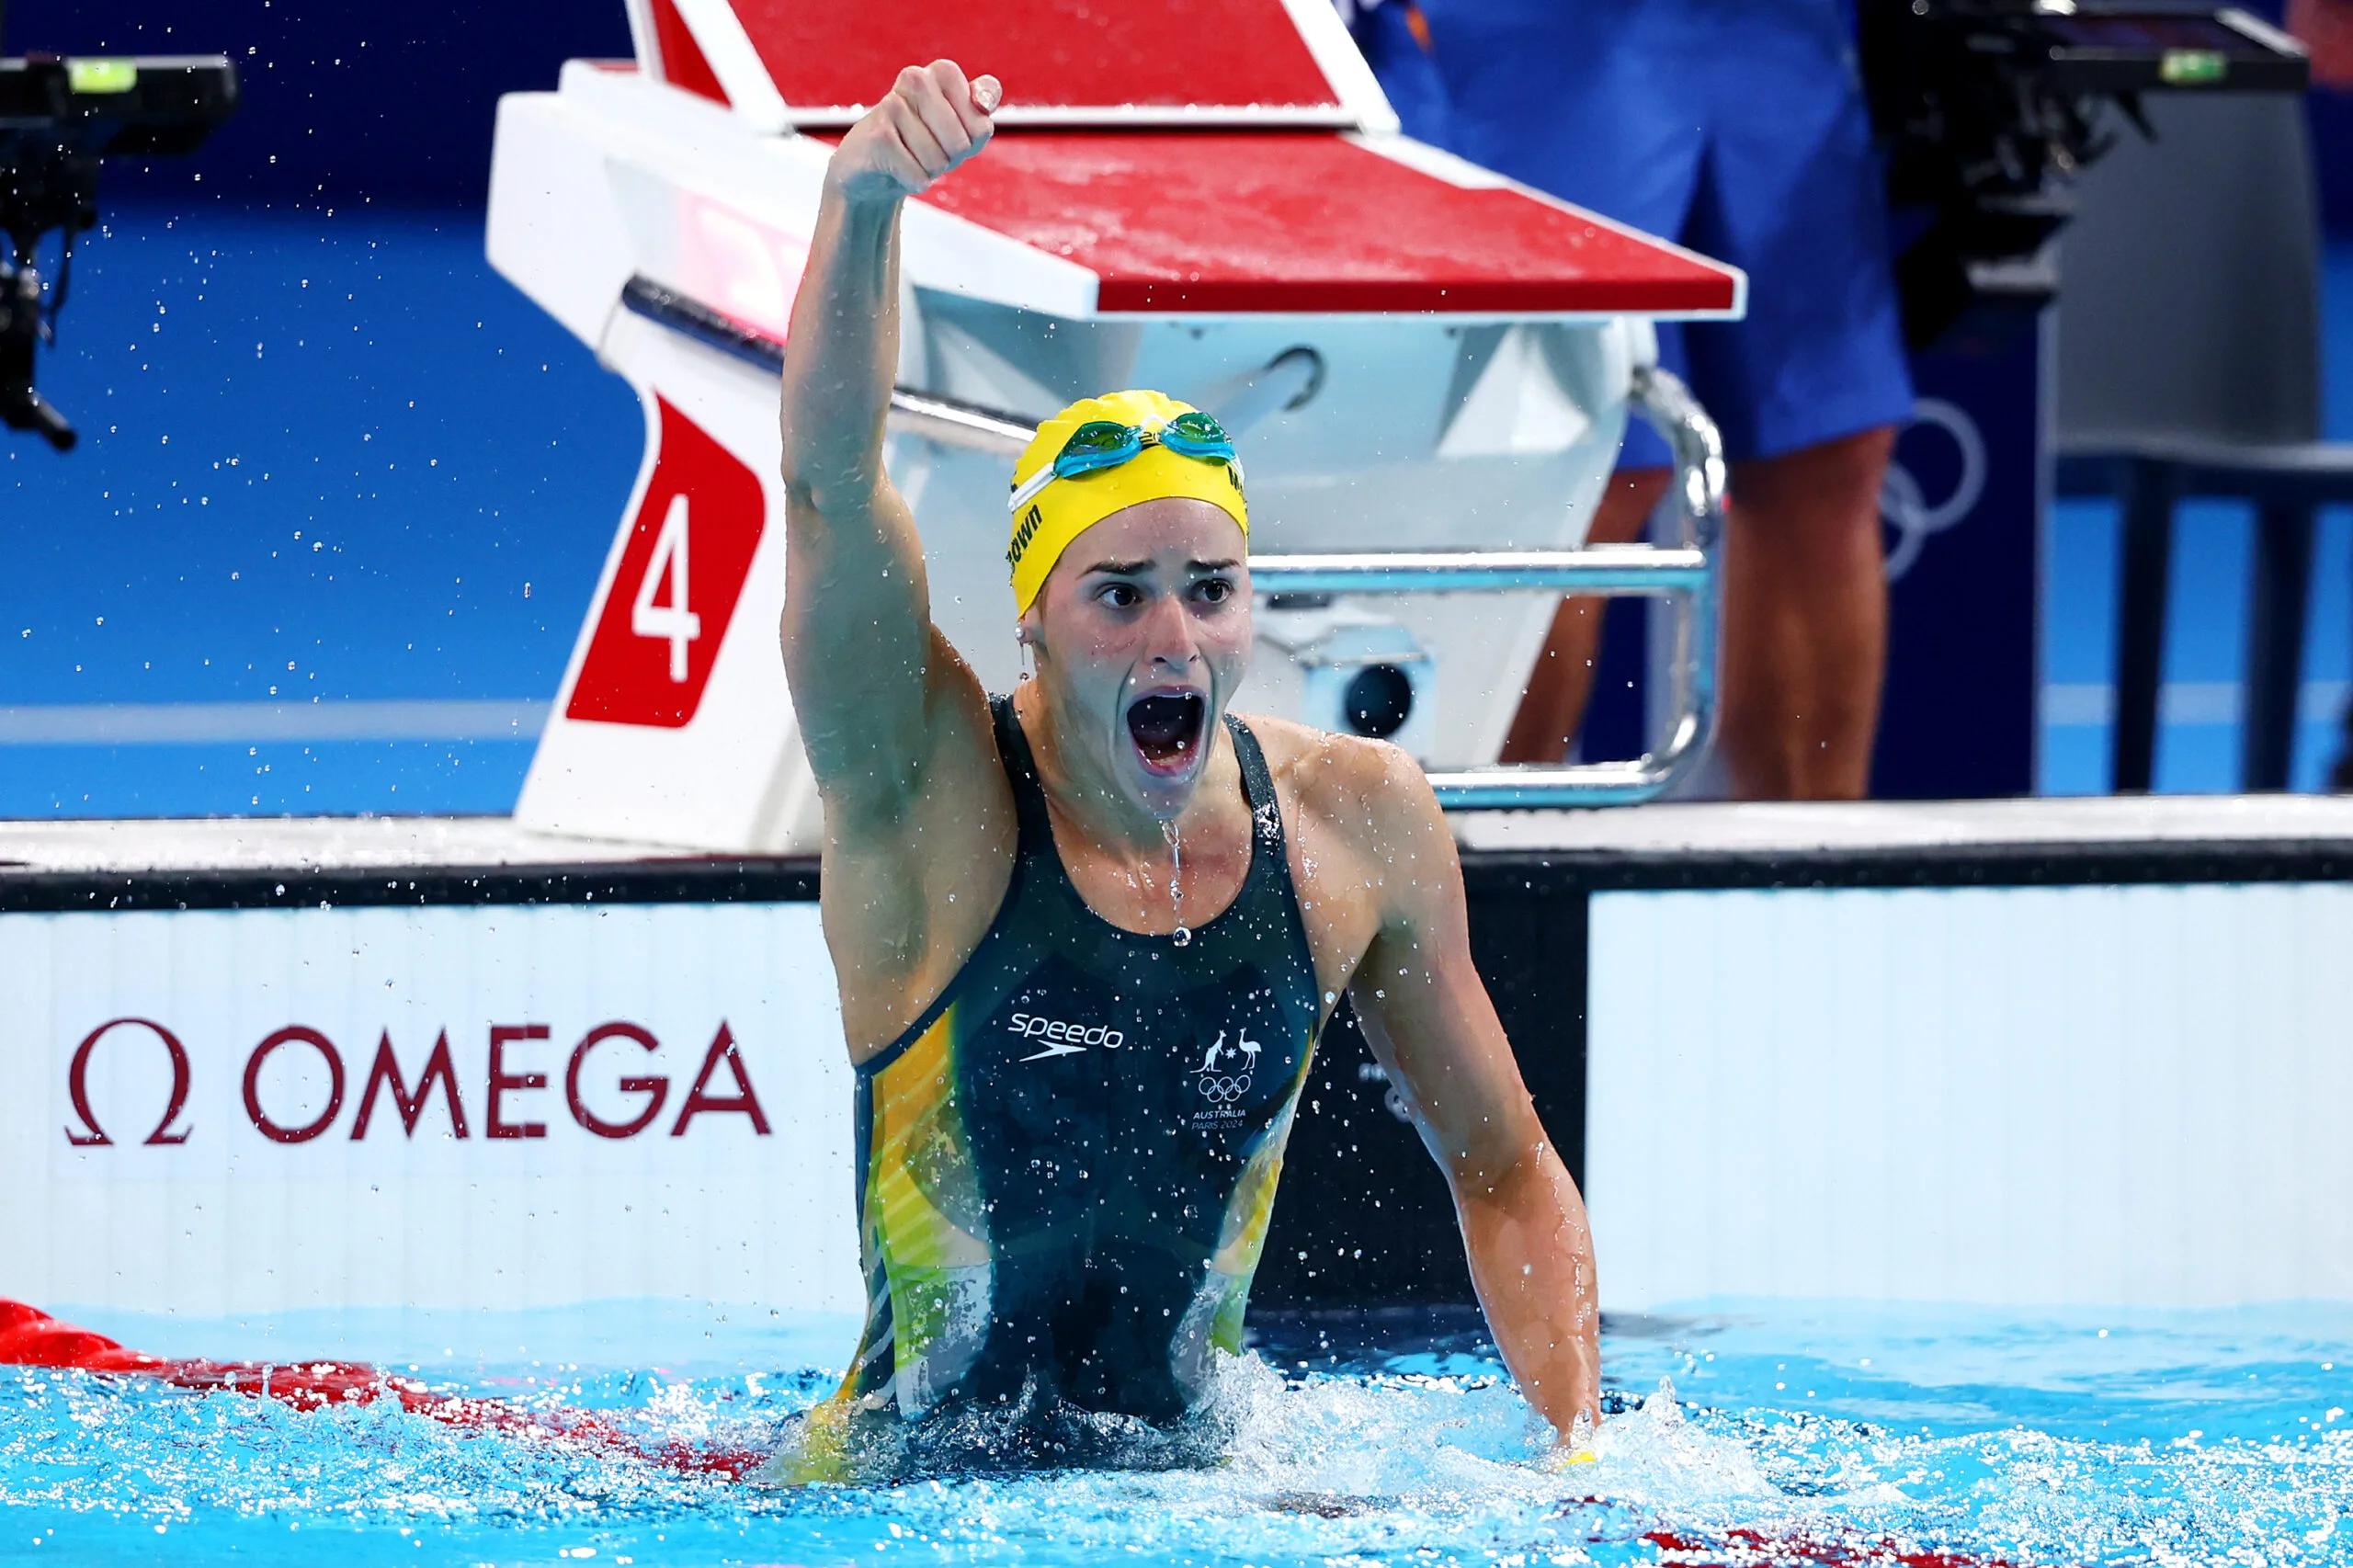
[{"x1": 566, "y1": 397, "x2": 765, "y2": 729}]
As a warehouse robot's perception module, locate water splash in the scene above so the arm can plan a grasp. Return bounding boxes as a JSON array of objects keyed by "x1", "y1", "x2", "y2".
[
  {"x1": 6, "y1": 1303, "x2": 2353, "y2": 1566},
  {"x1": 1164, "y1": 816, "x2": 1191, "y2": 946}
]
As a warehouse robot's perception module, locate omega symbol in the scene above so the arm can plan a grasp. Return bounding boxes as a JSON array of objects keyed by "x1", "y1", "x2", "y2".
[{"x1": 63, "y1": 1017, "x2": 194, "y2": 1147}]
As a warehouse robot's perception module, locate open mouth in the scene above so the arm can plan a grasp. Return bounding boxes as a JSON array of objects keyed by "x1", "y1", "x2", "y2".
[{"x1": 1126, "y1": 692, "x2": 1206, "y2": 777}]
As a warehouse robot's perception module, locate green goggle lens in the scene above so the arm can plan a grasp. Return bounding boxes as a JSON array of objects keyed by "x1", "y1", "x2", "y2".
[
  {"x1": 1055, "y1": 421, "x2": 1142, "y2": 470},
  {"x1": 1158, "y1": 411, "x2": 1233, "y2": 458},
  {"x1": 1064, "y1": 421, "x2": 1137, "y2": 455}
]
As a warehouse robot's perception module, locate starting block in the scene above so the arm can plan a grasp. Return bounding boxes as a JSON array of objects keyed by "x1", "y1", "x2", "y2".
[{"x1": 485, "y1": 0, "x2": 1745, "y2": 851}]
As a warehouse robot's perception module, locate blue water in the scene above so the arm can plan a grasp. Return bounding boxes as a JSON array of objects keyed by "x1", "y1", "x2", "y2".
[
  {"x1": 6, "y1": 1301, "x2": 2352, "y2": 1566},
  {"x1": 4, "y1": 206, "x2": 2352, "y2": 812}
]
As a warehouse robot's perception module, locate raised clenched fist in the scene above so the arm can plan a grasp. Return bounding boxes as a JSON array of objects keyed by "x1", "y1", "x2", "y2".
[{"x1": 826, "y1": 59, "x2": 1001, "y2": 203}]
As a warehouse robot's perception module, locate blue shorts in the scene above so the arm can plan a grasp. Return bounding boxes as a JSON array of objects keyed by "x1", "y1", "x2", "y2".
[{"x1": 1391, "y1": 0, "x2": 1916, "y2": 467}]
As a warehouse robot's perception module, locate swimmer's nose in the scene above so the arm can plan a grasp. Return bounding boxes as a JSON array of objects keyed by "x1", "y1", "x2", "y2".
[{"x1": 1140, "y1": 595, "x2": 1201, "y2": 670}]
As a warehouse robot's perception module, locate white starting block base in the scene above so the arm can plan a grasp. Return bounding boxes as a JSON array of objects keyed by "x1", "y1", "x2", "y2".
[{"x1": 4, "y1": 794, "x2": 2349, "y2": 1319}]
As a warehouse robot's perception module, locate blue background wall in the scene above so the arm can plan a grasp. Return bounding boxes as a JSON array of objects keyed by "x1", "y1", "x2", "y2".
[{"x1": 4, "y1": 1, "x2": 644, "y2": 814}]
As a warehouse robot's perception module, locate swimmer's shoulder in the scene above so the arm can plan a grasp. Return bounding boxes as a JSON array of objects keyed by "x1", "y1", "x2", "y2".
[{"x1": 1232, "y1": 713, "x2": 1454, "y2": 870}]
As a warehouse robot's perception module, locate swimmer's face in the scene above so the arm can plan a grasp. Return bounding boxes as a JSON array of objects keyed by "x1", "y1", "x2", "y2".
[{"x1": 1020, "y1": 498, "x2": 1251, "y2": 820}]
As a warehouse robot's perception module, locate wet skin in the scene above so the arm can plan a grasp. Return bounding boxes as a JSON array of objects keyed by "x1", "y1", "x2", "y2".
[{"x1": 776, "y1": 58, "x2": 1601, "y2": 1441}]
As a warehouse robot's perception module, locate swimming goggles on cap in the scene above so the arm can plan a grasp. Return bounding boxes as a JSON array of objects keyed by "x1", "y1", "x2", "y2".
[{"x1": 1007, "y1": 411, "x2": 1240, "y2": 513}]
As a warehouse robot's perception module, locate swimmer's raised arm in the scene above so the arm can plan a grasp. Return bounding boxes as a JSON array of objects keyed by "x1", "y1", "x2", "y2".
[
  {"x1": 1320, "y1": 744, "x2": 1601, "y2": 1444},
  {"x1": 779, "y1": 62, "x2": 1019, "y2": 1059},
  {"x1": 779, "y1": 60, "x2": 1001, "y2": 804}
]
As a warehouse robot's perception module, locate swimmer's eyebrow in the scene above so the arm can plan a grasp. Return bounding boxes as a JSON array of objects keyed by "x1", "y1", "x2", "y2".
[{"x1": 1080, "y1": 557, "x2": 1242, "y2": 577}]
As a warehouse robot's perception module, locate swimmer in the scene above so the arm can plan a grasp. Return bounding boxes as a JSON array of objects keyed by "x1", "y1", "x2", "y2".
[{"x1": 767, "y1": 59, "x2": 1598, "y2": 1480}]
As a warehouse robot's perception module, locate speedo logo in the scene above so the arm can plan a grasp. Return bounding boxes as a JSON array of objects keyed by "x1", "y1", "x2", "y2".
[
  {"x1": 1009, "y1": 1012, "x2": 1123, "y2": 1062},
  {"x1": 1006, "y1": 504, "x2": 1044, "y2": 570}
]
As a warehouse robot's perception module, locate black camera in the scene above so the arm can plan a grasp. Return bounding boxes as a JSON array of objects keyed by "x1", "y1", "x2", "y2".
[
  {"x1": 0, "y1": 43, "x2": 236, "y2": 449},
  {"x1": 1860, "y1": 2, "x2": 2308, "y2": 346}
]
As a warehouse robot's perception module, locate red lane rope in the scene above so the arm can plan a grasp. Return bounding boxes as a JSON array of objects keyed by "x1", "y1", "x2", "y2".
[
  {"x1": 1643, "y1": 1526, "x2": 2036, "y2": 1568},
  {"x1": 0, "y1": 1299, "x2": 766, "y2": 1481}
]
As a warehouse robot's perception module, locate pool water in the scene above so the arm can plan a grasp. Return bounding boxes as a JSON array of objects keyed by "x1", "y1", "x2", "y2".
[{"x1": 4, "y1": 1300, "x2": 2350, "y2": 1566}]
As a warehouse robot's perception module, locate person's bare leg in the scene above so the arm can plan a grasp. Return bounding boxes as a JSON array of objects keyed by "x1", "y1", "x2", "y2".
[
  {"x1": 1717, "y1": 426, "x2": 1894, "y2": 799},
  {"x1": 1497, "y1": 468, "x2": 1671, "y2": 763}
]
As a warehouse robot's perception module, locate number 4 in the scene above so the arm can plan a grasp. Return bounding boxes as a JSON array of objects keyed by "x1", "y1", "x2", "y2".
[{"x1": 632, "y1": 494, "x2": 702, "y2": 682}]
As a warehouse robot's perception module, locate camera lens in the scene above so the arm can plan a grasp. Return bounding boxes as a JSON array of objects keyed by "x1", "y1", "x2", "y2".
[{"x1": 1342, "y1": 664, "x2": 1414, "y2": 739}]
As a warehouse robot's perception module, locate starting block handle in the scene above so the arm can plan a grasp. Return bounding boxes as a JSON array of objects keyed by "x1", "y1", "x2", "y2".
[{"x1": 1253, "y1": 365, "x2": 1727, "y2": 810}]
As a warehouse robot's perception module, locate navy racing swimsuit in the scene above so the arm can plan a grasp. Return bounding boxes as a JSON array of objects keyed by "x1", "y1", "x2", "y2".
[{"x1": 773, "y1": 697, "x2": 1323, "y2": 1479}]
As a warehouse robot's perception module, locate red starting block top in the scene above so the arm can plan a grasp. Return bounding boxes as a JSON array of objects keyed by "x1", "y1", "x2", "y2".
[
  {"x1": 726, "y1": 0, "x2": 1354, "y2": 121},
  {"x1": 636, "y1": 0, "x2": 1745, "y2": 318},
  {"x1": 919, "y1": 132, "x2": 1745, "y2": 316},
  {"x1": 647, "y1": 0, "x2": 1385, "y2": 126}
]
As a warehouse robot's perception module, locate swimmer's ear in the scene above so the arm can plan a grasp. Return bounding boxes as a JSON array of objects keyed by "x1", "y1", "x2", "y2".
[{"x1": 1016, "y1": 608, "x2": 1050, "y2": 676}]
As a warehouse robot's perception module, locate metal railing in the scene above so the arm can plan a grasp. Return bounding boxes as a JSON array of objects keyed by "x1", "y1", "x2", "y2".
[
  {"x1": 1256, "y1": 367, "x2": 1725, "y2": 808},
  {"x1": 624, "y1": 274, "x2": 1725, "y2": 808}
]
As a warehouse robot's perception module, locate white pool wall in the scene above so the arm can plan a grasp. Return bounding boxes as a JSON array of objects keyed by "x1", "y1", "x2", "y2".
[{"x1": 1588, "y1": 881, "x2": 2353, "y2": 1311}]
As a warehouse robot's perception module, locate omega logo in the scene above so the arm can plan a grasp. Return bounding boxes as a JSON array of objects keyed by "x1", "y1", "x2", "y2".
[
  {"x1": 63, "y1": 1018, "x2": 772, "y2": 1147},
  {"x1": 64, "y1": 1018, "x2": 194, "y2": 1147}
]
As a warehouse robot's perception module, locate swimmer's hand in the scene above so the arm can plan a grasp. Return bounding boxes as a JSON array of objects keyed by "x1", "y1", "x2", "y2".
[
  {"x1": 828, "y1": 60, "x2": 1000, "y2": 203},
  {"x1": 1540, "y1": 1412, "x2": 1602, "y2": 1471}
]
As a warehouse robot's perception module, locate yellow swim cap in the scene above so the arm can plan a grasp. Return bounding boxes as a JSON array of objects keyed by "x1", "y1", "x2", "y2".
[{"x1": 1006, "y1": 390, "x2": 1248, "y2": 616}]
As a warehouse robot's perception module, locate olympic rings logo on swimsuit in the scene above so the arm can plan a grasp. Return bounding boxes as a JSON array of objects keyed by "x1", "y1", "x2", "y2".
[
  {"x1": 1197, "y1": 1073, "x2": 1255, "y2": 1105},
  {"x1": 1191, "y1": 1028, "x2": 1262, "y2": 1111}
]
